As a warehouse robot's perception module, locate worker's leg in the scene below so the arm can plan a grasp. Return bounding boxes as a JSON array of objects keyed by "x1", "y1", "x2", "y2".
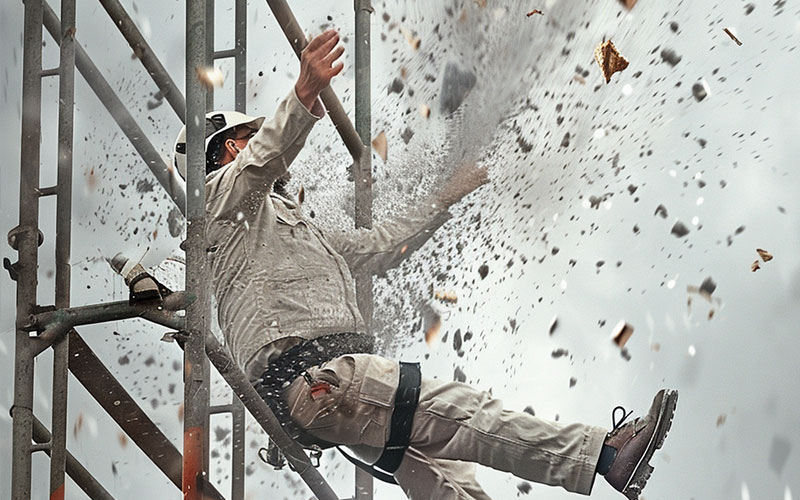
[
  {"x1": 409, "y1": 378, "x2": 607, "y2": 495},
  {"x1": 393, "y1": 447, "x2": 492, "y2": 500},
  {"x1": 283, "y1": 353, "x2": 605, "y2": 495}
]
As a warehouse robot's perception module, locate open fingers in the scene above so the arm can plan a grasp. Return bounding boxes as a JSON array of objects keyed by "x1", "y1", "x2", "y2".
[
  {"x1": 329, "y1": 61, "x2": 344, "y2": 77},
  {"x1": 306, "y1": 29, "x2": 337, "y2": 53},
  {"x1": 317, "y1": 32, "x2": 340, "y2": 58},
  {"x1": 323, "y1": 45, "x2": 345, "y2": 65}
]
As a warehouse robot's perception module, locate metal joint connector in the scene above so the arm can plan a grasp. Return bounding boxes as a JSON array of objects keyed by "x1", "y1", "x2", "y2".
[
  {"x1": 7, "y1": 225, "x2": 44, "y2": 250},
  {"x1": 354, "y1": 0, "x2": 374, "y2": 13}
]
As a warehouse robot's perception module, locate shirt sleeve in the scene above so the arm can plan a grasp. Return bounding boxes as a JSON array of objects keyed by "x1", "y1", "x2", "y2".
[
  {"x1": 206, "y1": 87, "x2": 323, "y2": 207},
  {"x1": 324, "y1": 204, "x2": 453, "y2": 276}
]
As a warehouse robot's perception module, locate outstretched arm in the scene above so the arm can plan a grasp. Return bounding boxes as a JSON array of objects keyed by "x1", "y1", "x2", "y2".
[
  {"x1": 326, "y1": 163, "x2": 489, "y2": 276},
  {"x1": 207, "y1": 30, "x2": 344, "y2": 203}
]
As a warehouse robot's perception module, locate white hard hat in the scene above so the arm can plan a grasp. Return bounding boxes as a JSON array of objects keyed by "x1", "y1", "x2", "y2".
[{"x1": 173, "y1": 110, "x2": 264, "y2": 179}]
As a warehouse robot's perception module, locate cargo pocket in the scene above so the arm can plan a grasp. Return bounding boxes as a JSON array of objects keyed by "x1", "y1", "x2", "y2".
[
  {"x1": 284, "y1": 369, "x2": 342, "y2": 433},
  {"x1": 355, "y1": 356, "x2": 399, "y2": 448},
  {"x1": 421, "y1": 398, "x2": 474, "y2": 422}
]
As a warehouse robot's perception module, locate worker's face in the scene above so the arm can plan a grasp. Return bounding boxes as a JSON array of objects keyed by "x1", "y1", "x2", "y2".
[{"x1": 222, "y1": 126, "x2": 257, "y2": 162}]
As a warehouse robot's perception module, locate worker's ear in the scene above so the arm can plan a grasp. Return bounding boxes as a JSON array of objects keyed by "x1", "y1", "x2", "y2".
[{"x1": 224, "y1": 138, "x2": 241, "y2": 156}]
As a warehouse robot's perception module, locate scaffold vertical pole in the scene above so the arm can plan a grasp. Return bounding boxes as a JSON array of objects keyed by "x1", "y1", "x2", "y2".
[
  {"x1": 11, "y1": 0, "x2": 43, "y2": 498},
  {"x1": 230, "y1": 3, "x2": 247, "y2": 497},
  {"x1": 354, "y1": 1, "x2": 374, "y2": 498},
  {"x1": 49, "y1": 0, "x2": 76, "y2": 498},
  {"x1": 205, "y1": 0, "x2": 215, "y2": 110},
  {"x1": 184, "y1": 0, "x2": 211, "y2": 498}
]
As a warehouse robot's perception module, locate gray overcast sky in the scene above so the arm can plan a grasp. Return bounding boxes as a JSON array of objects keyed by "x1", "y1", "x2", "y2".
[{"x1": 1, "y1": 1, "x2": 800, "y2": 499}]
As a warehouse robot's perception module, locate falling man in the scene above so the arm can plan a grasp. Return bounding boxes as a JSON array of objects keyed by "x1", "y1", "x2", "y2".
[{"x1": 116, "y1": 29, "x2": 678, "y2": 500}]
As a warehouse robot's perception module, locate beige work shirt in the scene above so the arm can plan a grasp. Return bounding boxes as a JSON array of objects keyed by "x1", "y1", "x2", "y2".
[{"x1": 204, "y1": 88, "x2": 451, "y2": 380}]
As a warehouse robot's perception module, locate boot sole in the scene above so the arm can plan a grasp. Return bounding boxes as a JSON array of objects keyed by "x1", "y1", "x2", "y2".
[{"x1": 621, "y1": 389, "x2": 679, "y2": 500}]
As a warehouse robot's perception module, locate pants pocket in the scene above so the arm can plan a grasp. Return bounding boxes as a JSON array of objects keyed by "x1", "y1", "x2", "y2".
[{"x1": 354, "y1": 356, "x2": 399, "y2": 447}]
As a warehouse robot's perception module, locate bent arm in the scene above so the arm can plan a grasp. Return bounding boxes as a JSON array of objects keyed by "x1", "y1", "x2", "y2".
[
  {"x1": 223, "y1": 88, "x2": 323, "y2": 193},
  {"x1": 325, "y1": 203, "x2": 452, "y2": 276},
  {"x1": 327, "y1": 162, "x2": 489, "y2": 275}
]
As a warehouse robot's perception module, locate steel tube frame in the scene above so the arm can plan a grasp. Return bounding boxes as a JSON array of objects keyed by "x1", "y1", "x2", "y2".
[
  {"x1": 353, "y1": 1, "x2": 374, "y2": 498},
  {"x1": 11, "y1": 0, "x2": 43, "y2": 497},
  {"x1": 32, "y1": 416, "x2": 116, "y2": 500},
  {"x1": 50, "y1": 0, "x2": 76, "y2": 497},
  {"x1": 98, "y1": 0, "x2": 186, "y2": 122},
  {"x1": 11, "y1": 0, "x2": 376, "y2": 497},
  {"x1": 184, "y1": 2, "x2": 211, "y2": 499},
  {"x1": 28, "y1": 295, "x2": 190, "y2": 331},
  {"x1": 65, "y1": 329, "x2": 228, "y2": 500},
  {"x1": 204, "y1": 333, "x2": 340, "y2": 500},
  {"x1": 230, "y1": 6, "x2": 247, "y2": 496},
  {"x1": 40, "y1": 1, "x2": 187, "y2": 214}
]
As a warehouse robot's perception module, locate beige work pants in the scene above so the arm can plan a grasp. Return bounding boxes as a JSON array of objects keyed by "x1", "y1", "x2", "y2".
[{"x1": 284, "y1": 354, "x2": 607, "y2": 499}]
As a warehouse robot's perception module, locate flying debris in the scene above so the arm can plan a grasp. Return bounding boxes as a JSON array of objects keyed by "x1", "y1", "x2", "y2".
[
  {"x1": 434, "y1": 289, "x2": 458, "y2": 303},
  {"x1": 421, "y1": 300, "x2": 443, "y2": 347},
  {"x1": 671, "y1": 221, "x2": 690, "y2": 238},
  {"x1": 526, "y1": 9, "x2": 543, "y2": 17},
  {"x1": 371, "y1": 130, "x2": 388, "y2": 163},
  {"x1": 594, "y1": 40, "x2": 629, "y2": 84},
  {"x1": 548, "y1": 316, "x2": 558, "y2": 335},
  {"x1": 611, "y1": 320, "x2": 634, "y2": 348},
  {"x1": 692, "y1": 81, "x2": 710, "y2": 102},
  {"x1": 440, "y1": 62, "x2": 477, "y2": 114},
  {"x1": 196, "y1": 66, "x2": 224, "y2": 89},
  {"x1": 723, "y1": 28, "x2": 743, "y2": 46},
  {"x1": 756, "y1": 248, "x2": 773, "y2": 262},
  {"x1": 418, "y1": 103, "x2": 431, "y2": 118}
]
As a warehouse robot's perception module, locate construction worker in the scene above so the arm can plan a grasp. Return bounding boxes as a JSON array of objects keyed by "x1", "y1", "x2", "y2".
[{"x1": 119, "y1": 29, "x2": 677, "y2": 500}]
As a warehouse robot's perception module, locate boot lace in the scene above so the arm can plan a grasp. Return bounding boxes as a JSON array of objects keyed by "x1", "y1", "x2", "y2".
[{"x1": 611, "y1": 405, "x2": 634, "y2": 433}]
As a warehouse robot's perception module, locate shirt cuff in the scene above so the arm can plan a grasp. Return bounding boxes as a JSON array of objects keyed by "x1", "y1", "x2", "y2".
[{"x1": 291, "y1": 85, "x2": 326, "y2": 120}]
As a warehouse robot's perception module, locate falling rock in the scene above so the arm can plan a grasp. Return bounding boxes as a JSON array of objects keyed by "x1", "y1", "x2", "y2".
[
  {"x1": 660, "y1": 48, "x2": 682, "y2": 66},
  {"x1": 699, "y1": 276, "x2": 717, "y2": 297},
  {"x1": 692, "y1": 81, "x2": 709, "y2": 102},
  {"x1": 388, "y1": 77, "x2": 404, "y2": 95},
  {"x1": 517, "y1": 481, "x2": 532, "y2": 494},
  {"x1": 440, "y1": 62, "x2": 476, "y2": 115},
  {"x1": 671, "y1": 221, "x2": 690, "y2": 237}
]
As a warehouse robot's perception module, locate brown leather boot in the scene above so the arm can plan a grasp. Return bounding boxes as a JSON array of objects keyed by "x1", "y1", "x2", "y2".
[{"x1": 603, "y1": 389, "x2": 678, "y2": 499}]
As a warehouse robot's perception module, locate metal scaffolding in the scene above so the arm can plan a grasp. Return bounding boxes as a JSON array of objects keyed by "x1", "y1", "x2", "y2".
[{"x1": 8, "y1": 0, "x2": 374, "y2": 498}]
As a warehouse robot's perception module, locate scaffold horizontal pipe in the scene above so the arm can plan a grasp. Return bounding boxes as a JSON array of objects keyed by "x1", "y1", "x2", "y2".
[
  {"x1": 27, "y1": 299, "x2": 188, "y2": 357},
  {"x1": 209, "y1": 404, "x2": 235, "y2": 415},
  {"x1": 28, "y1": 294, "x2": 190, "y2": 330},
  {"x1": 35, "y1": 185, "x2": 58, "y2": 196},
  {"x1": 213, "y1": 49, "x2": 237, "y2": 60},
  {"x1": 30, "y1": 442, "x2": 51, "y2": 453}
]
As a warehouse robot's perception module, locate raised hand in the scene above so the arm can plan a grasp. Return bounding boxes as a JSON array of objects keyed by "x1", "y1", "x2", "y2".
[{"x1": 295, "y1": 29, "x2": 345, "y2": 112}]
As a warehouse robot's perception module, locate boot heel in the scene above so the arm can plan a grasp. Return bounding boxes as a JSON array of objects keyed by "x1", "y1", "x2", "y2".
[{"x1": 624, "y1": 463, "x2": 653, "y2": 500}]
